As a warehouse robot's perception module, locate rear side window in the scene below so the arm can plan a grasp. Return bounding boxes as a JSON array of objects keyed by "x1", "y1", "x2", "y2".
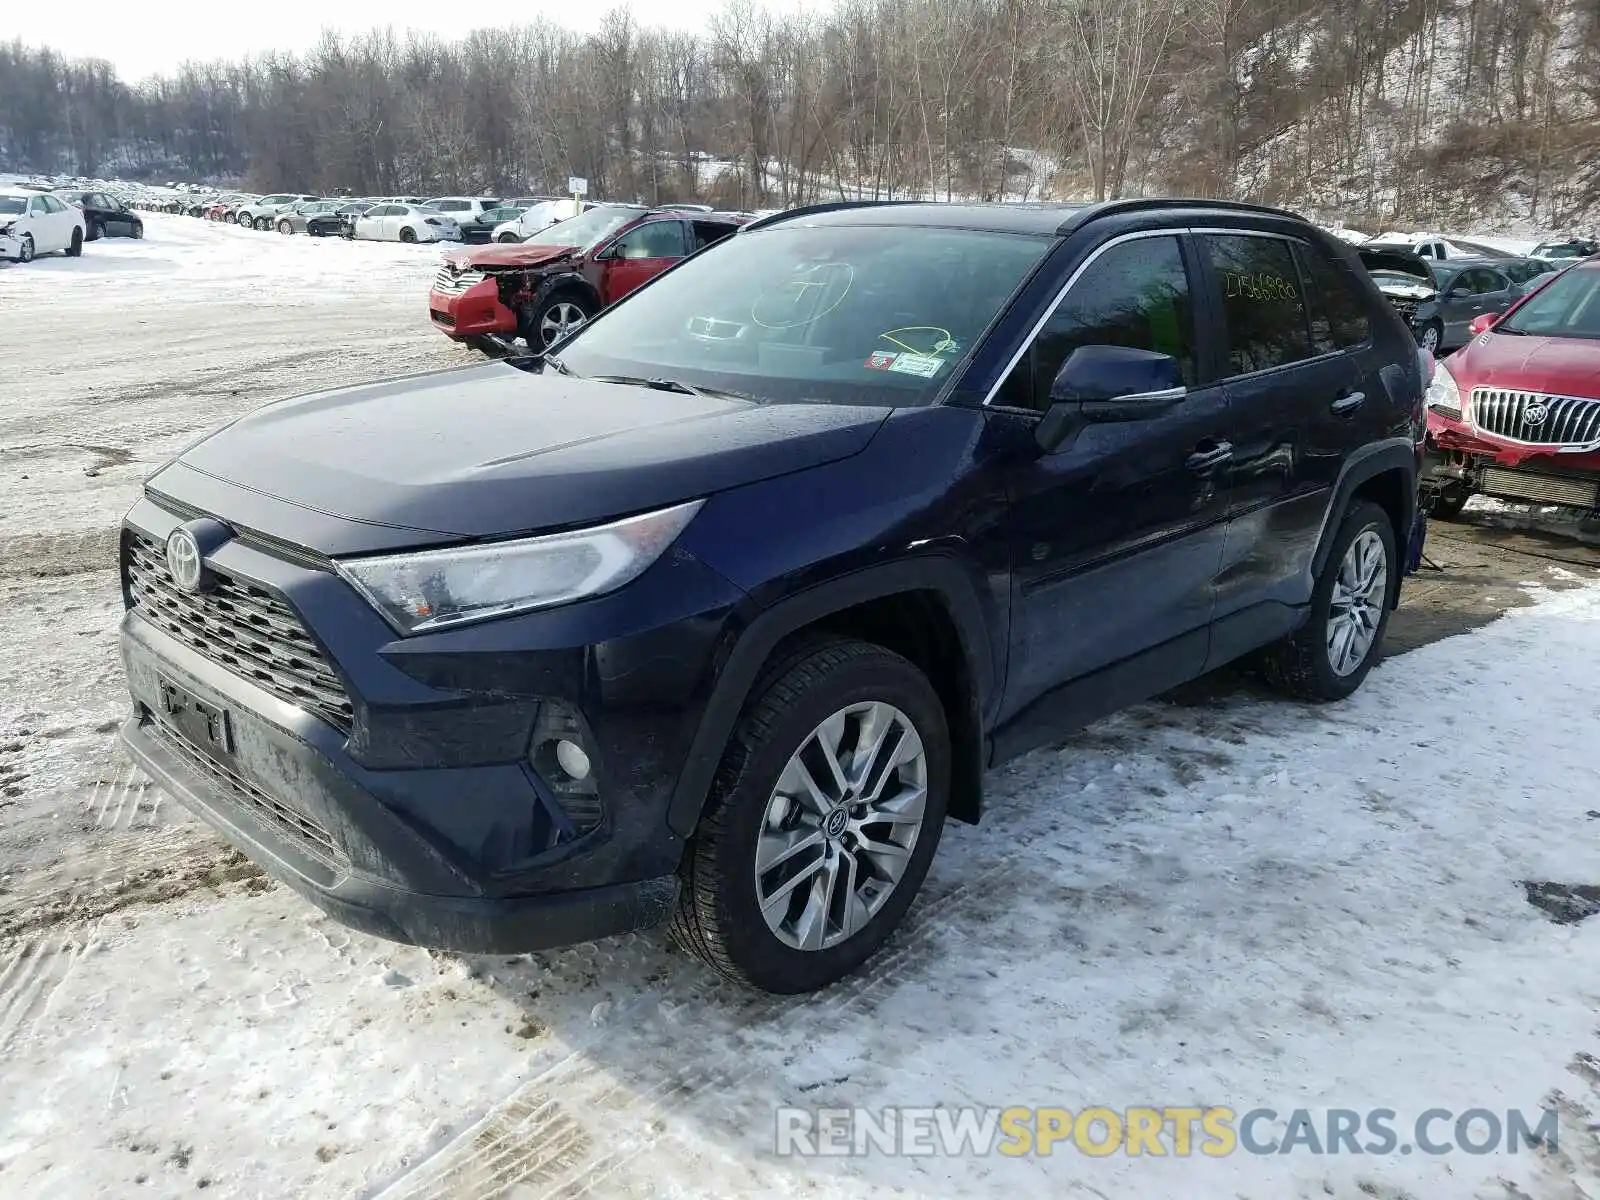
[
  {"x1": 1205, "y1": 234, "x2": 1314, "y2": 375},
  {"x1": 1295, "y1": 244, "x2": 1372, "y2": 353},
  {"x1": 617, "y1": 220, "x2": 690, "y2": 259},
  {"x1": 993, "y1": 234, "x2": 1196, "y2": 412}
]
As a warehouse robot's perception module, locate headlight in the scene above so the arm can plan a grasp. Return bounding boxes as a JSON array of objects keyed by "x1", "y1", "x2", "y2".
[
  {"x1": 336, "y1": 500, "x2": 704, "y2": 634},
  {"x1": 1425, "y1": 364, "x2": 1462, "y2": 420}
]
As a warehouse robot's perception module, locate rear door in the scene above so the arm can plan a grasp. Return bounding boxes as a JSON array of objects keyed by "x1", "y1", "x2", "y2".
[
  {"x1": 1201, "y1": 230, "x2": 1365, "y2": 659},
  {"x1": 598, "y1": 219, "x2": 690, "y2": 304},
  {"x1": 1474, "y1": 266, "x2": 1517, "y2": 318}
]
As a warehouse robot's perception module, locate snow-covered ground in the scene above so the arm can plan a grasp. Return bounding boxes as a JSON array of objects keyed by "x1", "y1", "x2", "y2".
[{"x1": 1, "y1": 215, "x2": 1599, "y2": 1199}]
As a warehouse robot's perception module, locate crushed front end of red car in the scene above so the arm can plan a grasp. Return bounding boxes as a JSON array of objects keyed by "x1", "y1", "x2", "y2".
[{"x1": 1421, "y1": 261, "x2": 1600, "y2": 515}]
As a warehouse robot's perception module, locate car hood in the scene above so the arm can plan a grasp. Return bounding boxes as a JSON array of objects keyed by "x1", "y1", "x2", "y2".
[
  {"x1": 454, "y1": 243, "x2": 581, "y2": 270},
  {"x1": 150, "y1": 361, "x2": 891, "y2": 554},
  {"x1": 1449, "y1": 333, "x2": 1600, "y2": 398}
]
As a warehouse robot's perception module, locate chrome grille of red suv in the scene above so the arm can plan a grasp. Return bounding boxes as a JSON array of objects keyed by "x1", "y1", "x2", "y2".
[{"x1": 1471, "y1": 388, "x2": 1600, "y2": 447}]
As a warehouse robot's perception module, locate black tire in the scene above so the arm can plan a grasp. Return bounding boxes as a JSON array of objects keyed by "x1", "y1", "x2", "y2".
[
  {"x1": 278, "y1": 218, "x2": 293, "y2": 234},
  {"x1": 399, "y1": 226, "x2": 417, "y2": 244},
  {"x1": 517, "y1": 291, "x2": 595, "y2": 350},
  {"x1": 88, "y1": 220, "x2": 104, "y2": 241},
  {"x1": 1425, "y1": 486, "x2": 1469, "y2": 520},
  {"x1": 1419, "y1": 320, "x2": 1443, "y2": 356},
  {"x1": 66, "y1": 228, "x2": 82, "y2": 258},
  {"x1": 131, "y1": 223, "x2": 143, "y2": 239},
  {"x1": 1259, "y1": 500, "x2": 1396, "y2": 702},
  {"x1": 14, "y1": 233, "x2": 33, "y2": 264},
  {"x1": 668, "y1": 637, "x2": 951, "y2": 994},
  {"x1": 497, "y1": 232, "x2": 519, "y2": 242}
]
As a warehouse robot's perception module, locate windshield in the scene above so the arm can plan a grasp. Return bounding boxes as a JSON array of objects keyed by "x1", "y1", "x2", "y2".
[
  {"x1": 526, "y1": 206, "x2": 643, "y2": 249},
  {"x1": 554, "y1": 224, "x2": 1052, "y2": 407},
  {"x1": 1369, "y1": 269, "x2": 1433, "y2": 290},
  {"x1": 0, "y1": 197, "x2": 26, "y2": 215},
  {"x1": 1498, "y1": 268, "x2": 1600, "y2": 338}
]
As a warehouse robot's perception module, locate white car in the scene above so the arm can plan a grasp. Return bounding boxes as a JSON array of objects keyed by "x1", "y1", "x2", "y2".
[
  {"x1": 0, "y1": 188, "x2": 86, "y2": 262},
  {"x1": 236, "y1": 193, "x2": 319, "y2": 230},
  {"x1": 352, "y1": 203, "x2": 462, "y2": 243},
  {"x1": 426, "y1": 196, "x2": 500, "y2": 224},
  {"x1": 490, "y1": 198, "x2": 592, "y2": 243}
]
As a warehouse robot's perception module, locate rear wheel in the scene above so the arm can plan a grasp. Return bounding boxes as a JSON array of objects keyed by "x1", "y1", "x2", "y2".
[
  {"x1": 518, "y1": 292, "x2": 594, "y2": 350},
  {"x1": 88, "y1": 220, "x2": 105, "y2": 241},
  {"x1": 236, "y1": 211, "x2": 252, "y2": 226},
  {"x1": 67, "y1": 228, "x2": 82, "y2": 258},
  {"x1": 669, "y1": 637, "x2": 951, "y2": 993},
  {"x1": 399, "y1": 226, "x2": 417, "y2": 244},
  {"x1": 278, "y1": 218, "x2": 293, "y2": 234},
  {"x1": 1260, "y1": 500, "x2": 1395, "y2": 702}
]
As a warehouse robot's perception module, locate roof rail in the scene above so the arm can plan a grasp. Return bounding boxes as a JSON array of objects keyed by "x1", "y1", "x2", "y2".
[
  {"x1": 1061, "y1": 196, "x2": 1307, "y2": 235},
  {"x1": 737, "y1": 199, "x2": 921, "y2": 234}
]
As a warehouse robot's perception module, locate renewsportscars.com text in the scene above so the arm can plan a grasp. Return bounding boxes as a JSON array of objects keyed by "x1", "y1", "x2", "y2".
[{"x1": 774, "y1": 1106, "x2": 1560, "y2": 1158}]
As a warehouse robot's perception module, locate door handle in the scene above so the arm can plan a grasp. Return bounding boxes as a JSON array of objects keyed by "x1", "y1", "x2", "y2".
[
  {"x1": 1186, "y1": 440, "x2": 1233, "y2": 472},
  {"x1": 1330, "y1": 391, "x2": 1366, "y2": 416}
]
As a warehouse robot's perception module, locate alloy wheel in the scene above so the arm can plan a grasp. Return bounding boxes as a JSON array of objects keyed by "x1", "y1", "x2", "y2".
[
  {"x1": 1421, "y1": 325, "x2": 1440, "y2": 354},
  {"x1": 539, "y1": 303, "x2": 587, "y2": 347},
  {"x1": 19, "y1": 234, "x2": 33, "y2": 263},
  {"x1": 1327, "y1": 529, "x2": 1388, "y2": 677},
  {"x1": 754, "y1": 701, "x2": 928, "y2": 952}
]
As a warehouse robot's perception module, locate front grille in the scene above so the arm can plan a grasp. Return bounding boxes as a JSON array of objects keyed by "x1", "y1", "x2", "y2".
[
  {"x1": 1384, "y1": 296, "x2": 1420, "y2": 324},
  {"x1": 124, "y1": 532, "x2": 354, "y2": 734},
  {"x1": 1480, "y1": 466, "x2": 1600, "y2": 509},
  {"x1": 1471, "y1": 388, "x2": 1600, "y2": 446},
  {"x1": 431, "y1": 266, "x2": 485, "y2": 296},
  {"x1": 148, "y1": 719, "x2": 344, "y2": 865}
]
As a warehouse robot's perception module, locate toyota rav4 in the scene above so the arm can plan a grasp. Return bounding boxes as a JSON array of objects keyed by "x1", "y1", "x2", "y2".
[{"x1": 120, "y1": 199, "x2": 1424, "y2": 994}]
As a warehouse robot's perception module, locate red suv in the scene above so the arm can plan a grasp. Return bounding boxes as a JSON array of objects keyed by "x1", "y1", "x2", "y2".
[
  {"x1": 429, "y1": 205, "x2": 747, "y2": 352},
  {"x1": 1423, "y1": 259, "x2": 1600, "y2": 516}
]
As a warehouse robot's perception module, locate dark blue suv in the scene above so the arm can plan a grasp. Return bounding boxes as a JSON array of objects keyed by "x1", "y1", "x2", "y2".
[{"x1": 118, "y1": 199, "x2": 1424, "y2": 993}]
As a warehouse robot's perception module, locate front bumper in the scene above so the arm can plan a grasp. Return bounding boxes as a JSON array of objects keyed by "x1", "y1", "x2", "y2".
[
  {"x1": 116, "y1": 497, "x2": 747, "y2": 953},
  {"x1": 430, "y1": 278, "x2": 516, "y2": 338},
  {"x1": 0, "y1": 231, "x2": 20, "y2": 259},
  {"x1": 1425, "y1": 409, "x2": 1600, "y2": 509}
]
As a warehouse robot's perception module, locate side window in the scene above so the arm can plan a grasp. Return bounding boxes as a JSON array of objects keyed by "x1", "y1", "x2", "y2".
[
  {"x1": 437, "y1": 200, "x2": 467, "y2": 212},
  {"x1": 692, "y1": 221, "x2": 736, "y2": 251},
  {"x1": 28, "y1": 196, "x2": 46, "y2": 215},
  {"x1": 1294, "y1": 243, "x2": 1372, "y2": 353},
  {"x1": 619, "y1": 220, "x2": 690, "y2": 259},
  {"x1": 993, "y1": 234, "x2": 1196, "y2": 413},
  {"x1": 1205, "y1": 233, "x2": 1314, "y2": 375}
]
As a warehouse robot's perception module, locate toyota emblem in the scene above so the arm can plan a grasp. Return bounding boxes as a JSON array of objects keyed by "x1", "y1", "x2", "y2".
[
  {"x1": 165, "y1": 527, "x2": 205, "y2": 592},
  {"x1": 1524, "y1": 403, "x2": 1548, "y2": 427}
]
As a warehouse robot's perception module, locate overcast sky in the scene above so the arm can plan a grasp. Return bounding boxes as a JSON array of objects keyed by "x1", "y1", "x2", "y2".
[{"x1": 62, "y1": 0, "x2": 801, "y2": 81}]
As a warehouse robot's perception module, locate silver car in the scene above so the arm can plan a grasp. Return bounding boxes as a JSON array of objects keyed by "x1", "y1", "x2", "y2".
[{"x1": 275, "y1": 199, "x2": 344, "y2": 234}]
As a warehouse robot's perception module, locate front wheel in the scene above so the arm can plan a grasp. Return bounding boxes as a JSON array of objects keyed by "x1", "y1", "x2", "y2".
[
  {"x1": 518, "y1": 293, "x2": 594, "y2": 350},
  {"x1": 67, "y1": 228, "x2": 82, "y2": 258},
  {"x1": 497, "y1": 232, "x2": 519, "y2": 242},
  {"x1": 236, "y1": 211, "x2": 252, "y2": 226},
  {"x1": 14, "y1": 233, "x2": 34, "y2": 263},
  {"x1": 1424, "y1": 485, "x2": 1469, "y2": 521},
  {"x1": 1259, "y1": 500, "x2": 1395, "y2": 701},
  {"x1": 1419, "y1": 321, "x2": 1442, "y2": 356},
  {"x1": 668, "y1": 637, "x2": 951, "y2": 993},
  {"x1": 278, "y1": 219, "x2": 293, "y2": 234}
]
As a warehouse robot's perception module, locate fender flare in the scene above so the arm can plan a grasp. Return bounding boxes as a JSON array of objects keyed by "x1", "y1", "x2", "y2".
[
  {"x1": 665, "y1": 556, "x2": 997, "y2": 838},
  {"x1": 532, "y1": 271, "x2": 601, "y2": 313},
  {"x1": 1309, "y1": 436, "x2": 1418, "y2": 589}
]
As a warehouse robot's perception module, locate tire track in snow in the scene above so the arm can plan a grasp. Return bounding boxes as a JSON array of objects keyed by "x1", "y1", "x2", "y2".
[
  {"x1": 0, "y1": 922, "x2": 99, "y2": 1053},
  {"x1": 362, "y1": 744, "x2": 1100, "y2": 1200}
]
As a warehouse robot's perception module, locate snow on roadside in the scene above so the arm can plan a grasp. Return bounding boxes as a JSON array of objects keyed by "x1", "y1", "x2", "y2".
[{"x1": 1, "y1": 577, "x2": 1598, "y2": 1198}]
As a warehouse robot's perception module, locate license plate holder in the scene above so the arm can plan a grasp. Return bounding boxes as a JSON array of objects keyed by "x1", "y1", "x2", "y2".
[{"x1": 158, "y1": 676, "x2": 233, "y2": 756}]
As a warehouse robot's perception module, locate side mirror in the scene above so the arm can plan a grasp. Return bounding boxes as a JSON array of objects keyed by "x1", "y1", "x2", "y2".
[
  {"x1": 1468, "y1": 312, "x2": 1498, "y2": 335},
  {"x1": 1035, "y1": 345, "x2": 1186, "y2": 450}
]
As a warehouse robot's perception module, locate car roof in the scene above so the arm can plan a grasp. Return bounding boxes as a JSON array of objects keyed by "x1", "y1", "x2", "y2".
[{"x1": 740, "y1": 197, "x2": 1308, "y2": 237}]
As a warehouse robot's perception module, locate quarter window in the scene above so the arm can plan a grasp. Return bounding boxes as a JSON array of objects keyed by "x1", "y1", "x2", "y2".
[
  {"x1": 993, "y1": 235, "x2": 1196, "y2": 412},
  {"x1": 1205, "y1": 234, "x2": 1314, "y2": 375}
]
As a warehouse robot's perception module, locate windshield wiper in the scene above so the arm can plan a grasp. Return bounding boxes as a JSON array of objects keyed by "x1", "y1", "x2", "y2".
[{"x1": 588, "y1": 375, "x2": 756, "y2": 402}]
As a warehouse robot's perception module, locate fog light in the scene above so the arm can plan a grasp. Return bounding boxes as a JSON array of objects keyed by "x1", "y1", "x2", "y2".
[{"x1": 555, "y1": 738, "x2": 591, "y2": 781}]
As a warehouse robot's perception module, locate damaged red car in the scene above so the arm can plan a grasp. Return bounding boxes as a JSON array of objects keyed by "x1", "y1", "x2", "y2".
[
  {"x1": 1423, "y1": 258, "x2": 1600, "y2": 516},
  {"x1": 428, "y1": 204, "x2": 748, "y2": 352}
]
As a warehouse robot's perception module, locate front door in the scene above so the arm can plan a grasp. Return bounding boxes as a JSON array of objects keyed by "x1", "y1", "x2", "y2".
[
  {"x1": 990, "y1": 232, "x2": 1232, "y2": 746},
  {"x1": 598, "y1": 219, "x2": 690, "y2": 304}
]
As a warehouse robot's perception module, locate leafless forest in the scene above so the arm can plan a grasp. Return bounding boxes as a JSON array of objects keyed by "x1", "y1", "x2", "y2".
[{"x1": 2, "y1": 0, "x2": 1598, "y2": 228}]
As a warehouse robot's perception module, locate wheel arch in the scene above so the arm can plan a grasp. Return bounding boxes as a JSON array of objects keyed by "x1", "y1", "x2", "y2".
[
  {"x1": 1310, "y1": 438, "x2": 1417, "y2": 609},
  {"x1": 533, "y1": 271, "x2": 601, "y2": 312},
  {"x1": 666, "y1": 558, "x2": 996, "y2": 839}
]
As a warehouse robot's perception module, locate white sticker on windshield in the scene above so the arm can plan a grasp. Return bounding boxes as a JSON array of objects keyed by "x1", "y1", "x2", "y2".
[{"x1": 886, "y1": 353, "x2": 946, "y2": 379}]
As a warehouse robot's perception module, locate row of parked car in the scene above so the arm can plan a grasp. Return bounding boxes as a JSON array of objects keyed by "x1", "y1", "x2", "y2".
[
  {"x1": 1356, "y1": 236, "x2": 1593, "y2": 354},
  {"x1": 0, "y1": 181, "x2": 149, "y2": 262}
]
